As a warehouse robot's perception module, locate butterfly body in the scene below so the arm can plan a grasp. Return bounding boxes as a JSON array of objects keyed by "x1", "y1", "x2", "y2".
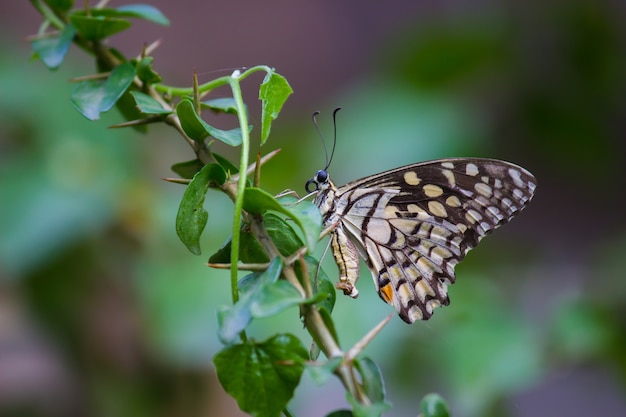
[{"x1": 308, "y1": 158, "x2": 537, "y2": 323}]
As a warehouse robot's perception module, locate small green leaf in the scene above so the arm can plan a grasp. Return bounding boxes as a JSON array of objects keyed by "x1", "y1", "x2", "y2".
[
  {"x1": 69, "y1": 14, "x2": 131, "y2": 41},
  {"x1": 175, "y1": 163, "x2": 226, "y2": 255},
  {"x1": 241, "y1": 187, "x2": 279, "y2": 215},
  {"x1": 305, "y1": 356, "x2": 343, "y2": 385},
  {"x1": 346, "y1": 392, "x2": 391, "y2": 417},
  {"x1": 259, "y1": 71, "x2": 293, "y2": 144},
  {"x1": 208, "y1": 239, "x2": 231, "y2": 264},
  {"x1": 277, "y1": 195, "x2": 322, "y2": 252},
  {"x1": 250, "y1": 280, "x2": 303, "y2": 318},
  {"x1": 115, "y1": 89, "x2": 146, "y2": 131},
  {"x1": 239, "y1": 230, "x2": 270, "y2": 263},
  {"x1": 176, "y1": 98, "x2": 245, "y2": 145},
  {"x1": 211, "y1": 228, "x2": 272, "y2": 265},
  {"x1": 202, "y1": 97, "x2": 239, "y2": 114},
  {"x1": 250, "y1": 256, "x2": 283, "y2": 288},
  {"x1": 171, "y1": 159, "x2": 204, "y2": 179},
  {"x1": 264, "y1": 213, "x2": 304, "y2": 256},
  {"x1": 71, "y1": 62, "x2": 135, "y2": 120},
  {"x1": 213, "y1": 152, "x2": 239, "y2": 174},
  {"x1": 117, "y1": 4, "x2": 170, "y2": 25},
  {"x1": 32, "y1": 24, "x2": 75, "y2": 70},
  {"x1": 208, "y1": 213, "x2": 303, "y2": 264},
  {"x1": 136, "y1": 56, "x2": 162, "y2": 84},
  {"x1": 214, "y1": 334, "x2": 308, "y2": 417},
  {"x1": 419, "y1": 393, "x2": 450, "y2": 417},
  {"x1": 44, "y1": 0, "x2": 73, "y2": 13},
  {"x1": 244, "y1": 189, "x2": 321, "y2": 252},
  {"x1": 316, "y1": 275, "x2": 336, "y2": 314},
  {"x1": 217, "y1": 302, "x2": 252, "y2": 345},
  {"x1": 217, "y1": 259, "x2": 283, "y2": 344},
  {"x1": 130, "y1": 90, "x2": 171, "y2": 115},
  {"x1": 70, "y1": 6, "x2": 169, "y2": 27},
  {"x1": 354, "y1": 357, "x2": 386, "y2": 404}
]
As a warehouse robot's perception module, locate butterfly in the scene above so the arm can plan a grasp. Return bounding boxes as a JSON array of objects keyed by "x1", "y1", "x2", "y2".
[{"x1": 305, "y1": 121, "x2": 536, "y2": 323}]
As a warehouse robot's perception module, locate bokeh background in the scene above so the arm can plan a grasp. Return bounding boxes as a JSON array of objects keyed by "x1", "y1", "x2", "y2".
[{"x1": 2, "y1": 1, "x2": 626, "y2": 416}]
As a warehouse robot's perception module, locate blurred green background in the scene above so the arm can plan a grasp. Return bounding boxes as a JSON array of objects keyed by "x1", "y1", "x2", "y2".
[{"x1": 1, "y1": 1, "x2": 626, "y2": 417}]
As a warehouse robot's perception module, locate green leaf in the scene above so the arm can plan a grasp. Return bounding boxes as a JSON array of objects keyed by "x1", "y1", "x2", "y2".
[
  {"x1": 259, "y1": 71, "x2": 293, "y2": 144},
  {"x1": 305, "y1": 356, "x2": 343, "y2": 385},
  {"x1": 135, "y1": 56, "x2": 162, "y2": 84},
  {"x1": 208, "y1": 213, "x2": 303, "y2": 264},
  {"x1": 176, "y1": 98, "x2": 245, "y2": 145},
  {"x1": 264, "y1": 213, "x2": 304, "y2": 256},
  {"x1": 250, "y1": 280, "x2": 303, "y2": 318},
  {"x1": 32, "y1": 24, "x2": 75, "y2": 70},
  {"x1": 214, "y1": 334, "x2": 308, "y2": 417},
  {"x1": 213, "y1": 152, "x2": 239, "y2": 175},
  {"x1": 70, "y1": 63, "x2": 135, "y2": 120},
  {"x1": 419, "y1": 393, "x2": 450, "y2": 417},
  {"x1": 117, "y1": 4, "x2": 170, "y2": 25},
  {"x1": 239, "y1": 230, "x2": 270, "y2": 263},
  {"x1": 209, "y1": 228, "x2": 270, "y2": 265},
  {"x1": 241, "y1": 187, "x2": 286, "y2": 214},
  {"x1": 354, "y1": 357, "x2": 385, "y2": 404},
  {"x1": 171, "y1": 159, "x2": 204, "y2": 179},
  {"x1": 246, "y1": 256, "x2": 283, "y2": 289},
  {"x1": 217, "y1": 302, "x2": 252, "y2": 346},
  {"x1": 175, "y1": 163, "x2": 226, "y2": 255},
  {"x1": 277, "y1": 195, "x2": 322, "y2": 252},
  {"x1": 44, "y1": 0, "x2": 73, "y2": 13},
  {"x1": 202, "y1": 97, "x2": 239, "y2": 114},
  {"x1": 69, "y1": 14, "x2": 131, "y2": 41},
  {"x1": 316, "y1": 275, "x2": 336, "y2": 314},
  {"x1": 217, "y1": 259, "x2": 283, "y2": 344},
  {"x1": 346, "y1": 392, "x2": 391, "y2": 417},
  {"x1": 115, "y1": 89, "x2": 147, "y2": 131},
  {"x1": 244, "y1": 189, "x2": 321, "y2": 252},
  {"x1": 70, "y1": 5, "x2": 169, "y2": 27},
  {"x1": 130, "y1": 90, "x2": 171, "y2": 115}
]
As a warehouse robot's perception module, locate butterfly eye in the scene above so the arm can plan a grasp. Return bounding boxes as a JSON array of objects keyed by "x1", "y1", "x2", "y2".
[{"x1": 315, "y1": 170, "x2": 328, "y2": 183}]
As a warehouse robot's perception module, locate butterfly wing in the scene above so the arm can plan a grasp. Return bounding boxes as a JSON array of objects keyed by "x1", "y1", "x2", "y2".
[{"x1": 332, "y1": 158, "x2": 537, "y2": 323}]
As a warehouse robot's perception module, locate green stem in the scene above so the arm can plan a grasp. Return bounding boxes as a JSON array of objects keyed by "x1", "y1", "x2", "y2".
[
  {"x1": 29, "y1": 0, "x2": 66, "y2": 30},
  {"x1": 154, "y1": 66, "x2": 272, "y2": 97},
  {"x1": 228, "y1": 70, "x2": 256, "y2": 343}
]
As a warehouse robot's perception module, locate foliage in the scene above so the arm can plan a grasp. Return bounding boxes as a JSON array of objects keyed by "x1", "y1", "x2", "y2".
[{"x1": 26, "y1": 1, "x2": 445, "y2": 416}]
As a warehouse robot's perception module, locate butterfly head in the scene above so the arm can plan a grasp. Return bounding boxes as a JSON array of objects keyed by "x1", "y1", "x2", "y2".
[
  {"x1": 306, "y1": 108, "x2": 341, "y2": 194},
  {"x1": 305, "y1": 169, "x2": 329, "y2": 193}
]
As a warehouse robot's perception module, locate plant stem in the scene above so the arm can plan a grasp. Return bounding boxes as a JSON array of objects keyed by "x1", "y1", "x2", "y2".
[
  {"x1": 246, "y1": 212, "x2": 364, "y2": 403},
  {"x1": 154, "y1": 65, "x2": 271, "y2": 97},
  {"x1": 29, "y1": 0, "x2": 65, "y2": 29},
  {"x1": 228, "y1": 72, "x2": 249, "y2": 333}
]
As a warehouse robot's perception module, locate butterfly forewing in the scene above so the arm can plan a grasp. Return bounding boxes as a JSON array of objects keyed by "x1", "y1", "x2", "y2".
[{"x1": 313, "y1": 158, "x2": 537, "y2": 323}]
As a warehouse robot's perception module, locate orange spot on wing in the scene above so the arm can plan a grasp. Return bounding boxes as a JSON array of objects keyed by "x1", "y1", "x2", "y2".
[{"x1": 379, "y1": 284, "x2": 394, "y2": 304}]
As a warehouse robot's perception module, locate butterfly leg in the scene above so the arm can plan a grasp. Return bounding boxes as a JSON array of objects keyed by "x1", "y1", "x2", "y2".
[{"x1": 330, "y1": 226, "x2": 361, "y2": 298}]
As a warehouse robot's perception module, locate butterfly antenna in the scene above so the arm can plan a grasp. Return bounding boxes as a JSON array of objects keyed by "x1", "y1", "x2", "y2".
[
  {"x1": 312, "y1": 110, "x2": 330, "y2": 170},
  {"x1": 328, "y1": 107, "x2": 341, "y2": 170}
]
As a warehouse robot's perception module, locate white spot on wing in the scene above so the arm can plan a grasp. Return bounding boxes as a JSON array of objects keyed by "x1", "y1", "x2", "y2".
[
  {"x1": 404, "y1": 171, "x2": 421, "y2": 185},
  {"x1": 508, "y1": 168, "x2": 525, "y2": 188},
  {"x1": 466, "y1": 163, "x2": 479, "y2": 176}
]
